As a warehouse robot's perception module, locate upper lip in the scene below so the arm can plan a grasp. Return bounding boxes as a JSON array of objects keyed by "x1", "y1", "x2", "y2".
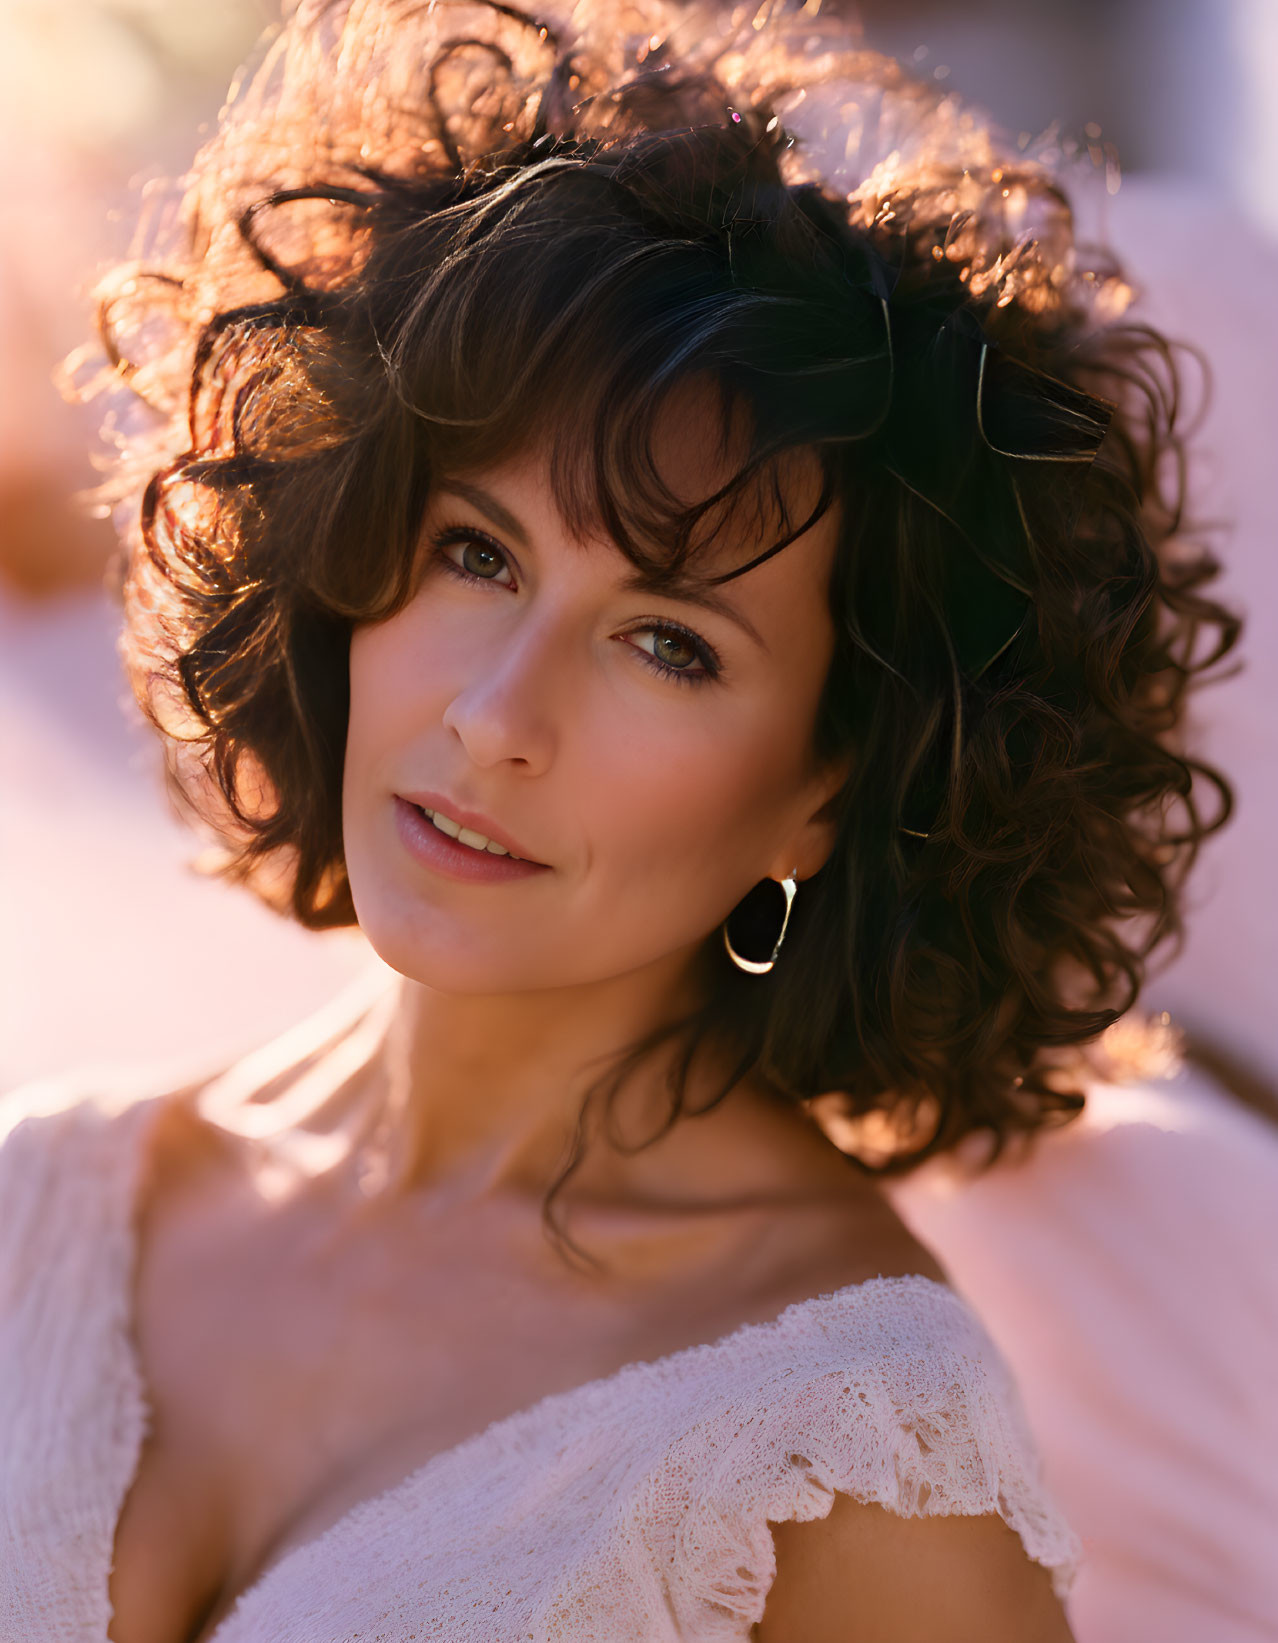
[{"x1": 397, "y1": 790, "x2": 545, "y2": 865}]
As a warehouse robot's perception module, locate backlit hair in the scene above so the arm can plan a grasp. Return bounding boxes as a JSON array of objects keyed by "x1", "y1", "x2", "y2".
[{"x1": 76, "y1": 0, "x2": 1240, "y2": 1260}]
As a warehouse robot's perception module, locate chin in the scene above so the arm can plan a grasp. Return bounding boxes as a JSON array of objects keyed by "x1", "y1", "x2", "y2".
[
  {"x1": 355, "y1": 914, "x2": 506, "y2": 995},
  {"x1": 352, "y1": 900, "x2": 568, "y2": 997}
]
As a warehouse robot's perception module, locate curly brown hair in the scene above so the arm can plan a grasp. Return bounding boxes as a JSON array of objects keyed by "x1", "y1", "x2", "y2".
[{"x1": 77, "y1": 0, "x2": 1239, "y2": 1245}]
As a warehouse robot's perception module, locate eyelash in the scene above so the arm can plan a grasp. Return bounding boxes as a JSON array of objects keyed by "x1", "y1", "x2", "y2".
[{"x1": 428, "y1": 526, "x2": 723, "y2": 687}]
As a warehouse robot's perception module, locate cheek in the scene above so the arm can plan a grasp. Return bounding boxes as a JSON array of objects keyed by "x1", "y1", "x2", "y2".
[
  {"x1": 343, "y1": 612, "x2": 442, "y2": 885},
  {"x1": 346, "y1": 603, "x2": 458, "y2": 768},
  {"x1": 576, "y1": 683, "x2": 815, "y2": 916}
]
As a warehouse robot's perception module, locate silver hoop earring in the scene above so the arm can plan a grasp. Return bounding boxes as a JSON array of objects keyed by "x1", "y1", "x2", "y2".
[{"x1": 722, "y1": 873, "x2": 799, "y2": 976}]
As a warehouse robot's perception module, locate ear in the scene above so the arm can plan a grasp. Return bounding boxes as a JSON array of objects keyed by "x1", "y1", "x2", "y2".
[{"x1": 768, "y1": 751, "x2": 852, "y2": 883}]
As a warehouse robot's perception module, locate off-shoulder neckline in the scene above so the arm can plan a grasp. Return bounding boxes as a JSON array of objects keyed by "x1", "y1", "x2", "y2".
[{"x1": 101, "y1": 1087, "x2": 964, "y2": 1643}]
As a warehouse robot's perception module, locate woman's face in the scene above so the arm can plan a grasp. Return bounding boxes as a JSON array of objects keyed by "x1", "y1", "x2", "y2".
[{"x1": 343, "y1": 415, "x2": 848, "y2": 996}]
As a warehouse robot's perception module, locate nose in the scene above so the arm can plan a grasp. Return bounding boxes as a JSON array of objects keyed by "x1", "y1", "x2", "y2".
[{"x1": 440, "y1": 610, "x2": 562, "y2": 775}]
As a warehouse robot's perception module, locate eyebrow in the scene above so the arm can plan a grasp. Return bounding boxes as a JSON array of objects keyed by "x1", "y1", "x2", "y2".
[
  {"x1": 436, "y1": 480, "x2": 530, "y2": 547},
  {"x1": 436, "y1": 479, "x2": 768, "y2": 653}
]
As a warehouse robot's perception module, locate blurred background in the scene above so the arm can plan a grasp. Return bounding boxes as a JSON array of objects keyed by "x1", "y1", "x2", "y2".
[{"x1": 4, "y1": 0, "x2": 1277, "y2": 1093}]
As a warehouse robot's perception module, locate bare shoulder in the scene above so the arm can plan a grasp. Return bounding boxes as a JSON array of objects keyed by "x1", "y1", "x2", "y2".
[
  {"x1": 703, "y1": 1101, "x2": 1067, "y2": 1643},
  {"x1": 132, "y1": 968, "x2": 397, "y2": 1212},
  {"x1": 133, "y1": 1084, "x2": 247, "y2": 1237},
  {"x1": 755, "y1": 1496, "x2": 1076, "y2": 1643},
  {"x1": 723, "y1": 1108, "x2": 1068, "y2": 1643},
  {"x1": 713, "y1": 1088, "x2": 951, "y2": 1298}
]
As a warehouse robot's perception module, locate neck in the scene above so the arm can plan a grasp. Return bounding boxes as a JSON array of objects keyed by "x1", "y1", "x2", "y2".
[{"x1": 359, "y1": 942, "x2": 720, "y2": 1208}]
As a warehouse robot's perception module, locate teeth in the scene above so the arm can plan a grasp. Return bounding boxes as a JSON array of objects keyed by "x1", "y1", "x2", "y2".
[
  {"x1": 421, "y1": 808, "x2": 514, "y2": 859},
  {"x1": 428, "y1": 810, "x2": 461, "y2": 839}
]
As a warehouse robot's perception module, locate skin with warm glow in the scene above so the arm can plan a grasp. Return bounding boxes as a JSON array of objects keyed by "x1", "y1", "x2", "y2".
[
  {"x1": 345, "y1": 457, "x2": 843, "y2": 989},
  {"x1": 339, "y1": 406, "x2": 852, "y2": 1199}
]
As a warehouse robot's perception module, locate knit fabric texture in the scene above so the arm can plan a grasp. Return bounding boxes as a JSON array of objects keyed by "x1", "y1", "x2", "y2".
[{"x1": 0, "y1": 1082, "x2": 1082, "y2": 1641}]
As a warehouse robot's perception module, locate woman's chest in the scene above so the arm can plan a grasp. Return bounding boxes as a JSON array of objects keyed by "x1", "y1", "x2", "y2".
[{"x1": 106, "y1": 1166, "x2": 777, "y2": 1643}]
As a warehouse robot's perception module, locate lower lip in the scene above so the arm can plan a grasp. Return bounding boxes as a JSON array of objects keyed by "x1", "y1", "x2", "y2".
[{"x1": 392, "y1": 797, "x2": 551, "y2": 884}]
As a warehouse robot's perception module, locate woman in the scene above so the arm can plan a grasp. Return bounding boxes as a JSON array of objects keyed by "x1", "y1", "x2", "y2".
[{"x1": 6, "y1": 0, "x2": 1237, "y2": 1638}]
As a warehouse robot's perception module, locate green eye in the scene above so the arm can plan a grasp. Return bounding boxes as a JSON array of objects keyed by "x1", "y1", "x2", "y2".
[
  {"x1": 626, "y1": 622, "x2": 718, "y2": 685},
  {"x1": 461, "y1": 540, "x2": 505, "y2": 578},
  {"x1": 651, "y1": 630, "x2": 699, "y2": 670},
  {"x1": 433, "y1": 527, "x2": 515, "y2": 587}
]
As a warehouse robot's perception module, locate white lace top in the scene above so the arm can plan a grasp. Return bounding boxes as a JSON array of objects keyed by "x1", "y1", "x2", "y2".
[{"x1": 0, "y1": 1080, "x2": 1083, "y2": 1642}]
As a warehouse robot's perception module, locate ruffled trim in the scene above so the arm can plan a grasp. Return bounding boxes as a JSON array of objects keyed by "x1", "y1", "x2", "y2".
[{"x1": 587, "y1": 1278, "x2": 1082, "y2": 1638}]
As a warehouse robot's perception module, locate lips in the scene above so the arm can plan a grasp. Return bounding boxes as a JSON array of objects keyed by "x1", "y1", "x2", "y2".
[
  {"x1": 392, "y1": 797, "x2": 551, "y2": 885},
  {"x1": 395, "y1": 790, "x2": 544, "y2": 867}
]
